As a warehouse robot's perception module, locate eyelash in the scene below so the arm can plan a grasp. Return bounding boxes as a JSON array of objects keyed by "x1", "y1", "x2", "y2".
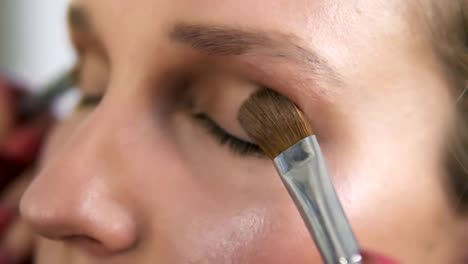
[
  {"x1": 192, "y1": 113, "x2": 264, "y2": 157},
  {"x1": 78, "y1": 94, "x2": 103, "y2": 107},
  {"x1": 76, "y1": 95, "x2": 263, "y2": 157},
  {"x1": 71, "y1": 67, "x2": 262, "y2": 157}
]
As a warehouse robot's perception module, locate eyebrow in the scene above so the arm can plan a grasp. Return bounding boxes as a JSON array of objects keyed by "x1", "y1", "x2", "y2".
[
  {"x1": 170, "y1": 24, "x2": 339, "y2": 83},
  {"x1": 65, "y1": 9, "x2": 339, "y2": 84}
]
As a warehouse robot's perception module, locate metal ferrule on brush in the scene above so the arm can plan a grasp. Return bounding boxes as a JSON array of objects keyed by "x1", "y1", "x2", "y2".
[{"x1": 274, "y1": 135, "x2": 362, "y2": 264}]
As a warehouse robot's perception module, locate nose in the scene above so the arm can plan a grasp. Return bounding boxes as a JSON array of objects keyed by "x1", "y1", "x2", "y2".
[{"x1": 20, "y1": 111, "x2": 139, "y2": 256}]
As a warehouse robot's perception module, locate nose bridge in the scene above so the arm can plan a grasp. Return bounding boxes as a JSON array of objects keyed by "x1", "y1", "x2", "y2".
[
  {"x1": 37, "y1": 104, "x2": 118, "y2": 196},
  {"x1": 20, "y1": 103, "x2": 139, "y2": 253}
]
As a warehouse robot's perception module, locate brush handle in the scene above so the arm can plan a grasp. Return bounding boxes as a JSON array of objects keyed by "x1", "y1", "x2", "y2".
[
  {"x1": 18, "y1": 70, "x2": 75, "y2": 121},
  {"x1": 274, "y1": 135, "x2": 362, "y2": 264}
]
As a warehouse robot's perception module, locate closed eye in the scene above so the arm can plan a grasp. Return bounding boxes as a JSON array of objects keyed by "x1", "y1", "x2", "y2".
[{"x1": 192, "y1": 113, "x2": 264, "y2": 157}]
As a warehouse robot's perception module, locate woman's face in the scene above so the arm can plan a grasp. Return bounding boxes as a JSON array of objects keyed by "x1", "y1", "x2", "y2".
[{"x1": 20, "y1": 0, "x2": 468, "y2": 263}]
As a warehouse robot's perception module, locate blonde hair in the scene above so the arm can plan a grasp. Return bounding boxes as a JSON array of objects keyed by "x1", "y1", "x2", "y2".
[{"x1": 433, "y1": 0, "x2": 468, "y2": 212}]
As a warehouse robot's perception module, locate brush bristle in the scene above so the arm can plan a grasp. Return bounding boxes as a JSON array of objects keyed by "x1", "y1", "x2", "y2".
[{"x1": 238, "y1": 89, "x2": 314, "y2": 159}]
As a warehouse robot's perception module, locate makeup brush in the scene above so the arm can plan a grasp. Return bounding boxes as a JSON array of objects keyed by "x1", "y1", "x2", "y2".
[
  {"x1": 18, "y1": 69, "x2": 75, "y2": 121},
  {"x1": 239, "y1": 89, "x2": 362, "y2": 264}
]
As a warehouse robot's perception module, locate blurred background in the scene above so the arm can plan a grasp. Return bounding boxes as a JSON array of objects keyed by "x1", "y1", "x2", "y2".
[
  {"x1": 0, "y1": 0, "x2": 74, "y2": 90},
  {"x1": 0, "y1": 2, "x2": 76, "y2": 262}
]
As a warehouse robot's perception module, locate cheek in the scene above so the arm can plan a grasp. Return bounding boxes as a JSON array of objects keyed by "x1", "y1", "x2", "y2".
[
  {"x1": 180, "y1": 206, "x2": 270, "y2": 262},
  {"x1": 180, "y1": 207, "x2": 320, "y2": 263},
  {"x1": 167, "y1": 171, "x2": 318, "y2": 264},
  {"x1": 149, "y1": 113, "x2": 319, "y2": 263}
]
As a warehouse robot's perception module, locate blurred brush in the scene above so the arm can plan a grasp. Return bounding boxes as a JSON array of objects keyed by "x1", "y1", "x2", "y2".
[
  {"x1": 18, "y1": 69, "x2": 75, "y2": 122},
  {"x1": 0, "y1": 69, "x2": 74, "y2": 190}
]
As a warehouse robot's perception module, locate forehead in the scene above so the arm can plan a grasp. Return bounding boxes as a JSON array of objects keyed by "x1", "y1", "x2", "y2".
[
  {"x1": 71, "y1": 0, "x2": 319, "y2": 48},
  {"x1": 70, "y1": 0, "x2": 413, "y2": 47},
  {"x1": 69, "y1": 0, "x2": 415, "y2": 83},
  {"x1": 72, "y1": 0, "x2": 317, "y2": 27}
]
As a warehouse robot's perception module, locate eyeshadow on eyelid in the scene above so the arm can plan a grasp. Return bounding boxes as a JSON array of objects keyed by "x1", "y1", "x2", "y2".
[
  {"x1": 192, "y1": 113, "x2": 263, "y2": 156},
  {"x1": 189, "y1": 72, "x2": 259, "y2": 140}
]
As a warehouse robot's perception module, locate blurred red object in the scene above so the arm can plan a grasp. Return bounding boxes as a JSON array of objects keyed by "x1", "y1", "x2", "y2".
[
  {"x1": 0, "y1": 75, "x2": 19, "y2": 139},
  {"x1": 0, "y1": 73, "x2": 54, "y2": 192}
]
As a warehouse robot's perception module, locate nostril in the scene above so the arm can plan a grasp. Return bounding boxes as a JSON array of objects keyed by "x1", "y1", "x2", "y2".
[
  {"x1": 64, "y1": 235, "x2": 115, "y2": 257},
  {"x1": 19, "y1": 190, "x2": 52, "y2": 236},
  {"x1": 65, "y1": 235, "x2": 100, "y2": 244},
  {"x1": 19, "y1": 167, "x2": 140, "y2": 256},
  {"x1": 19, "y1": 201, "x2": 71, "y2": 240},
  {"x1": 19, "y1": 188, "x2": 67, "y2": 239},
  {"x1": 20, "y1": 184, "x2": 139, "y2": 255}
]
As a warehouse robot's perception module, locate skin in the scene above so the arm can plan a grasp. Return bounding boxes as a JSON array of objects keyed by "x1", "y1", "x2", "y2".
[{"x1": 17, "y1": 0, "x2": 468, "y2": 263}]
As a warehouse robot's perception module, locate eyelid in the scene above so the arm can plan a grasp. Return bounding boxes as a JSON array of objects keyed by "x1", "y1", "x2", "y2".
[
  {"x1": 192, "y1": 113, "x2": 265, "y2": 157},
  {"x1": 72, "y1": 49, "x2": 110, "y2": 95}
]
